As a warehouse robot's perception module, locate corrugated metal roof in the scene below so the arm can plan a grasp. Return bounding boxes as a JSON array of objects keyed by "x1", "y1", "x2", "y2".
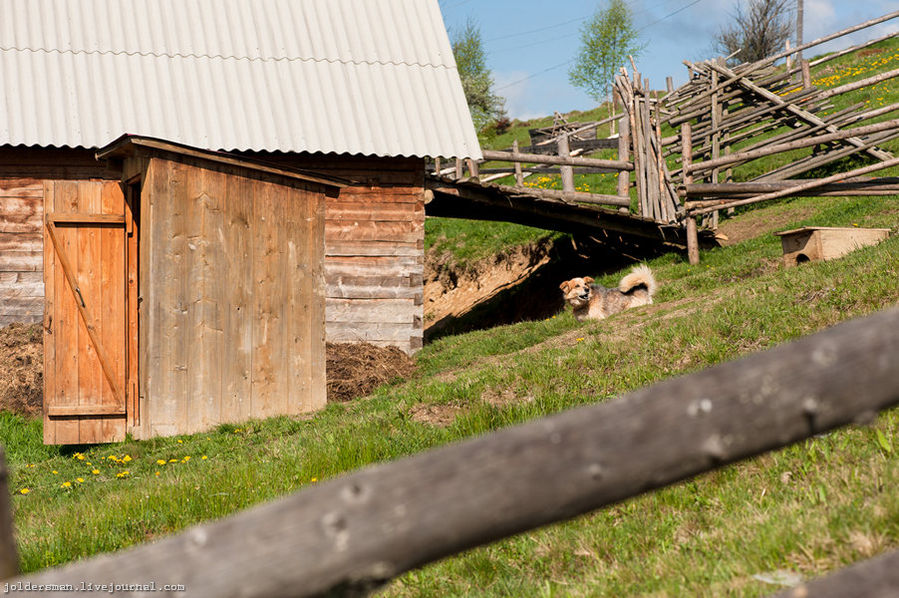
[{"x1": 0, "y1": 0, "x2": 481, "y2": 159}]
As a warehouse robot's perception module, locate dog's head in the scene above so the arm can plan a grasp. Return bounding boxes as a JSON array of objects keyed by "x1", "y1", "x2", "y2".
[{"x1": 559, "y1": 277, "x2": 594, "y2": 309}]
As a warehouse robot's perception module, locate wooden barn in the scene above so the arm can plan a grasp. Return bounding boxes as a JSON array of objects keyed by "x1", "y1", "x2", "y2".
[{"x1": 0, "y1": 0, "x2": 480, "y2": 442}]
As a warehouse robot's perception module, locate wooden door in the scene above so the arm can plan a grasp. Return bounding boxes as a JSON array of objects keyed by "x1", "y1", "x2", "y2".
[{"x1": 43, "y1": 181, "x2": 130, "y2": 444}]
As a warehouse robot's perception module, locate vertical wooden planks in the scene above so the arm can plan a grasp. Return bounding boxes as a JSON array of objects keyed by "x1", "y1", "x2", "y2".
[
  {"x1": 186, "y1": 166, "x2": 225, "y2": 433},
  {"x1": 76, "y1": 182, "x2": 103, "y2": 443},
  {"x1": 53, "y1": 181, "x2": 81, "y2": 444},
  {"x1": 99, "y1": 181, "x2": 126, "y2": 442},
  {"x1": 251, "y1": 179, "x2": 279, "y2": 419},
  {"x1": 125, "y1": 183, "x2": 140, "y2": 431},
  {"x1": 41, "y1": 182, "x2": 56, "y2": 445},
  {"x1": 222, "y1": 170, "x2": 253, "y2": 423}
]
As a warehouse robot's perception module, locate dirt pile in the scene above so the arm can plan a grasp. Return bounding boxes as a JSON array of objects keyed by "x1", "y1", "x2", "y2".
[
  {"x1": 0, "y1": 322, "x2": 43, "y2": 417},
  {"x1": 326, "y1": 343, "x2": 416, "y2": 402}
]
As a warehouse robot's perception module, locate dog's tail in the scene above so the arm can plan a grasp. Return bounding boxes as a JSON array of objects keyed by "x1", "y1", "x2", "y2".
[{"x1": 618, "y1": 264, "x2": 657, "y2": 297}]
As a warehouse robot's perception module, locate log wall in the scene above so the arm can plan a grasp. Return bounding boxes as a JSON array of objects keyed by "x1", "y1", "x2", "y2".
[
  {"x1": 247, "y1": 153, "x2": 426, "y2": 353},
  {"x1": 0, "y1": 179, "x2": 43, "y2": 327}
]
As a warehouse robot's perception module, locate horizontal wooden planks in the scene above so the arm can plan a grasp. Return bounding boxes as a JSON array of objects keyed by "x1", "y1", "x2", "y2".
[{"x1": 1, "y1": 179, "x2": 44, "y2": 325}]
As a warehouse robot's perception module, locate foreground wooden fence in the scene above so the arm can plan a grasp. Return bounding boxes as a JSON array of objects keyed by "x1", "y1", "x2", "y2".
[{"x1": 2, "y1": 307, "x2": 899, "y2": 596}]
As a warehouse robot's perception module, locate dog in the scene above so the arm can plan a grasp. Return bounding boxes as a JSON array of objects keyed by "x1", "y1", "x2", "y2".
[{"x1": 559, "y1": 264, "x2": 657, "y2": 322}]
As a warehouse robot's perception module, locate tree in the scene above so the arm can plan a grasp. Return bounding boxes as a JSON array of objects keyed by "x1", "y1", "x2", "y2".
[
  {"x1": 715, "y1": 0, "x2": 793, "y2": 65},
  {"x1": 568, "y1": 0, "x2": 642, "y2": 106},
  {"x1": 452, "y1": 18, "x2": 506, "y2": 131}
]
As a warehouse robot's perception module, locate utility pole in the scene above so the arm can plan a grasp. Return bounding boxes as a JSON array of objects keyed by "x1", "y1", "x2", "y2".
[{"x1": 796, "y1": 0, "x2": 804, "y2": 62}]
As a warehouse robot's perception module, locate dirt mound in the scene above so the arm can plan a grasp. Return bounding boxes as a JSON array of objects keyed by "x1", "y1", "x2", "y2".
[
  {"x1": 0, "y1": 322, "x2": 43, "y2": 417},
  {"x1": 326, "y1": 343, "x2": 416, "y2": 402}
]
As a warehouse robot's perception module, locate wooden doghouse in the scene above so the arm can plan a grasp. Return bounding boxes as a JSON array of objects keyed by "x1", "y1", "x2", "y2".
[
  {"x1": 41, "y1": 136, "x2": 341, "y2": 444},
  {"x1": 774, "y1": 226, "x2": 891, "y2": 267}
]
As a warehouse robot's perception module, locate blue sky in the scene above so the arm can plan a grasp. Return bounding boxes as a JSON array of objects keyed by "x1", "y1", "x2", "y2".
[{"x1": 437, "y1": 0, "x2": 899, "y2": 120}]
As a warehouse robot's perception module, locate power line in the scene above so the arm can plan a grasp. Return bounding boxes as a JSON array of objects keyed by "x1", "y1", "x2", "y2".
[{"x1": 493, "y1": 0, "x2": 705, "y2": 92}]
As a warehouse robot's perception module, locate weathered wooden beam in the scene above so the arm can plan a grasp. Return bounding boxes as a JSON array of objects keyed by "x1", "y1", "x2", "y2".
[
  {"x1": 480, "y1": 150, "x2": 633, "y2": 171},
  {"x1": 769, "y1": 548, "x2": 899, "y2": 598},
  {"x1": 686, "y1": 117, "x2": 899, "y2": 175},
  {"x1": 0, "y1": 448, "x2": 19, "y2": 581},
  {"x1": 689, "y1": 155, "x2": 899, "y2": 215},
  {"x1": 494, "y1": 184, "x2": 630, "y2": 207},
  {"x1": 681, "y1": 178, "x2": 899, "y2": 202},
  {"x1": 12, "y1": 308, "x2": 899, "y2": 597}
]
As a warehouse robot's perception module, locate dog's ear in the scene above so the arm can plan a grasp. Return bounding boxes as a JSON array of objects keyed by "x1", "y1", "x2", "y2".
[
  {"x1": 584, "y1": 277, "x2": 594, "y2": 284},
  {"x1": 559, "y1": 280, "x2": 571, "y2": 292}
]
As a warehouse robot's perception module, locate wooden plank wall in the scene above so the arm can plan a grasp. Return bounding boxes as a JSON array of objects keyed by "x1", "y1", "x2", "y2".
[
  {"x1": 248, "y1": 154, "x2": 426, "y2": 353},
  {"x1": 140, "y1": 158, "x2": 325, "y2": 438},
  {"x1": 0, "y1": 150, "x2": 117, "y2": 328},
  {"x1": 0, "y1": 179, "x2": 43, "y2": 327}
]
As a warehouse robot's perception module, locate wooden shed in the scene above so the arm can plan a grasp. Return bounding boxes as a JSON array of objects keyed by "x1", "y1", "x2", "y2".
[
  {"x1": 40, "y1": 136, "x2": 341, "y2": 444},
  {"x1": 0, "y1": 0, "x2": 481, "y2": 355}
]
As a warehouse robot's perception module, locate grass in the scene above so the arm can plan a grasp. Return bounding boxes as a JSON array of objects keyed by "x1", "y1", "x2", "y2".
[
  {"x1": 3, "y1": 36, "x2": 899, "y2": 597},
  {"x1": 3, "y1": 191, "x2": 898, "y2": 595}
]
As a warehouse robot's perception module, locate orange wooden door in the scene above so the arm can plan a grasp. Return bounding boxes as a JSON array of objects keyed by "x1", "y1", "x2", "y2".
[{"x1": 43, "y1": 181, "x2": 129, "y2": 444}]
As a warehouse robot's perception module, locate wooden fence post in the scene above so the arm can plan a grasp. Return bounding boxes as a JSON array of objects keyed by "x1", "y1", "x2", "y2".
[
  {"x1": 0, "y1": 447, "x2": 20, "y2": 580},
  {"x1": 681, "y1": 122, "x2": 700, "y2": 264},
  {"x1": 666, "y1": 76, "x2": 674, "y2": 94},
  {"x1": 801, "y1": 59, "x2": 812, "y2": 89},
  {"x1": 558, "y1": 134, "x2": 575, "y2": 193},
  {"x1": 454, "y1": 158, "x2": 463, "y2": 180},
  {"x1": 617, "y1": 112, "x2": 631, "y2": 212},
  {"x1": 512, "y1": 140, "x2": 524, "y2": 187},
  {"x1": 466, "y1": 158, "x2": 479, "y2": 179},
  {"x1": 433, "y1": 157, "x2": 441, "y2": 176},
  {"x1": 785, "y1": 39, "x2": 793, "y2": 74}
]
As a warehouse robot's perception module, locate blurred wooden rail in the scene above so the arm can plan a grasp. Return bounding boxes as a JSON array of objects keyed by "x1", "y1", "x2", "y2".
[{"x1": 4, "y1": 307, "x2": 899, "y2": 596}]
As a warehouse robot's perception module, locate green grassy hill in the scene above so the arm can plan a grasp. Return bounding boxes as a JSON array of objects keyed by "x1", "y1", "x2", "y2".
[{"x1": 2, "y1": 36, "x2": 898, "y2": 597}]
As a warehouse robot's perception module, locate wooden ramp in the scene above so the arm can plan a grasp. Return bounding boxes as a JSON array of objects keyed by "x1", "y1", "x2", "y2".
[{"x1": 425, "y1": 176, "x2": 710, "y2": 250}]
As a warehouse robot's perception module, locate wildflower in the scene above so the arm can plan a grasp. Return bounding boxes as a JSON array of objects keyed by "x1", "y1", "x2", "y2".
[
  {"x1": 52, "y1": 470, "x2": 58, "y2": 474},
  {"x1": 122, "y1": 455, "x2": 132, "y2": 463},
  {"x1": 155, "y1": 472, "x2": 161, "y2": 476},
  {"x1": 311, "y1": 477, "x2": 318, "y2": 483},
  {"x1": 116, "y1": 471, "x2": 129, "y2": 478},
  {"x1": 76, "y1": 478, "x2": 84, "y2": 483},
  {"x1": 576, "y1": 337, "x2": 585, "y2": 343},
  {"x1": 169, "y1": 459, "x2": 178, "y2": 463},
  {"x1": 182, "y1": 456, "x2": 191, "y2": 462},
  {"x1": 91, "y1": 469, "x2": 100, "y2": 475},
  {"x1": 157, "y1": 459, "x2": 167, "y2": 466},
  {"x1": 19, "y1": 488, "x2": 30, "y2": 495},
  {"x1": 74, "y1": 453, "x2": 85, "y2": 460},
  {"x1": 61, "y1": 481, "x2": 72, "y2": 488},
  {"x1": 177, "y1": 439, "x2": 184, "y2": 444},
  {"x1": 201, "y1": 455, "x2": 208, "y2": 460}
]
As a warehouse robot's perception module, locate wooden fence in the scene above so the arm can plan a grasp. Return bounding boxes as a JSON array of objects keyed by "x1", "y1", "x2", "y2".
[
  {"x1": 2, "y1": 307, "x2": 899, "y2": 596},
  {"x1": 432, "y1": 9, "x2": 899, "y2": 263}
]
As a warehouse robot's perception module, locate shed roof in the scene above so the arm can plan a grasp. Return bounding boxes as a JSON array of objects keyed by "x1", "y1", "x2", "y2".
[{"x1": 0, "y1": 0, "x2": 481, "y2": 159}]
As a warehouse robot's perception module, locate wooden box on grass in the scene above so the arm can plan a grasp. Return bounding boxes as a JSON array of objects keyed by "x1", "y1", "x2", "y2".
[
  {"x1": 774, "y1": 226, "x2": 891, "y2": 267},
  {"x1": 42, "y1": 136, "x2": 342, "y2": 444}
]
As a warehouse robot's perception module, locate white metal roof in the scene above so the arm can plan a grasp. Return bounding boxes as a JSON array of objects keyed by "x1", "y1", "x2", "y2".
[{"x1": 0, "y1": 0, "x2": 482, "y2": 159}]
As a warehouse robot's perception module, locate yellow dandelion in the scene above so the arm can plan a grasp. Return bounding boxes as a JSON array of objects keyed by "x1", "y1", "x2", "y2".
[
  {"x1": 61, "y1": 481, "x2": 72, "y2": 488},
  {"x1": 74, "y1": 453, "x2": 85, "y2": 460},
  {"x1": 122, "y1": 455, "x2": 132, "y2": 463},
  {"x1": 576, "y1": 337, "x2": 585, "y2": 342},
  {"x1": 201, "y1": 455, "x2": 208, "y2": 460},
  {"x1": 19, "y1": 488, "x2": 30, "y2": 495},
  {"x1": 116, "y1": 471, "x2": 130, "y2": 478},
  {"x1": 155, "y1": 471, "x2": 161, "y2": 476},
  {"x1": 91, "y1": 469, "x2": 100, "y2": 475},
  {"x1": 177, "y1": 439, "x2": 184, "y2": 444},
  {"x1": 52, "y1": 470, "x2": 58, "y2": 474},
  {"x1": 311, "y1": 477, "x2": 318, "y2": 483},
  {"x1": 157, "y1": 459, "x2": 167, "y2": 465},
  {"x1": 183, "y1": 456, "x2": 191, "y2": 462},
  {"x1": 169, "y1": 459, "x2": 179, "y2": 463},
  {"x1": 86, "y1": 462, "x2": 91, "y2": 466},
  {"x1": 76, "y1": 477, "x2": 84, "y2": 483}
]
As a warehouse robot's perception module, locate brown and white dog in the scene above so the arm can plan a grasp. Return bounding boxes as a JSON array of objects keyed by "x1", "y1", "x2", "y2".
[{"x1": 559, "y1": 265, "x2": 657, "y2": 321}]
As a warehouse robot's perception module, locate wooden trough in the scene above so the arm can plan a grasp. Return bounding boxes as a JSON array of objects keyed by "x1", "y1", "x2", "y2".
[
  {"x1": 774, "y1": 226, "x2": 891, "y2": 267},
  {"x1": 41, "y1": 136, "x2": 342, "y2": 444}
]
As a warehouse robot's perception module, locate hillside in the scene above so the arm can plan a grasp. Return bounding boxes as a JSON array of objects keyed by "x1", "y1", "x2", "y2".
[{"x1": 1, "y1": 33, "x2": 898, "y2": 597}]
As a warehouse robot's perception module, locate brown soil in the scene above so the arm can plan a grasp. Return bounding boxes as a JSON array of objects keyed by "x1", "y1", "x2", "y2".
[
  {"x1": 408, "y1": 403, "x2": 463, "y2": 427},
  {"x1": 326, "y1": 343, "x2": 416, "y2": 402},
  {"x1": 0, "y1": 323, "x2": 43, "y2": 417},
  {"x1": 0, "y1": 326, "x2": 414, "y2": 417},
  {"x1": 424, "y1": 239, "x2": 554, "y2": 330}
]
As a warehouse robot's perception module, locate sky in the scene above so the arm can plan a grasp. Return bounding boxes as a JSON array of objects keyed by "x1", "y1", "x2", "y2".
[{"x1": 436, "y1": 0, "x2": 899, "y2": 120}]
